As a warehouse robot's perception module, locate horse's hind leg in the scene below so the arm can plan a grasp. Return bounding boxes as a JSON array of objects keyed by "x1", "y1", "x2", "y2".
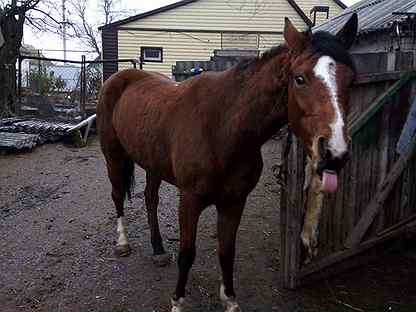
[
  {"x1": 105, "y1": 155, "x2": 135, "y2": 257},
  {"x1": 145, "y1": 172, "x2": 170, "y2": 266}
]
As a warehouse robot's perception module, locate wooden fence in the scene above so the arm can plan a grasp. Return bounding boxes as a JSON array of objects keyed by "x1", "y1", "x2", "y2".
[{"x1": 280, "y1": 51, "x2": 416, "y2": 288}]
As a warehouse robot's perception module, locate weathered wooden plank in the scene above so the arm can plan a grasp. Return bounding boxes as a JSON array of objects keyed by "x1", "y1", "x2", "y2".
[
  {"x1": 345, "y1": 141, "x2": 358, "y2": 241},
  {"x1": 279, "y1": 138, "x2": 288, "y2": 286},
  {"x1": 352, "y1": 52, "x2": 388, "y2": 74},
  {"x1": 355, "y1": 71, "x2": 405, "y2": 85},
  {"x1": 349, "y1": 72, "x2": 416, "y2": 135},
  {"x1": 344, "y1": 134, "x2": 416, "y2": 248},
  {"x1": 280, "y1": 134, "x2": 304, "y2": 289},
  {"x1": 298, "y1": 219, "x2": 416, "y2": 279},
  {"x1": 373, "y1": 96, "x2": 390, "y2": 233},
  {"x1": 376, "y1": 214, "x2": 416, "y2": 237}
]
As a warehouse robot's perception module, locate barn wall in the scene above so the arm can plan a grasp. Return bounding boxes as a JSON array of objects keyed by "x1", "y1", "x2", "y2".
[
  {"x1": 121, "y1": 0, "x2": 307, "y2": 32},
  {"x1": 118, "y1": 30, "x2": 285, "y2": 78},
  {"x1": 118, "y1": 30, "x2": 222, "y2": 77},
  {"x1": 114, "y1": 0, "x2": 346, "y2": 78}
]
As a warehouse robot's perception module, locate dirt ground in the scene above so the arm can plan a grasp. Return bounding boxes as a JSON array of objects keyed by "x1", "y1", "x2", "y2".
[{"x1": 1, "y1": 137, "x2": 416, "y2": 312}]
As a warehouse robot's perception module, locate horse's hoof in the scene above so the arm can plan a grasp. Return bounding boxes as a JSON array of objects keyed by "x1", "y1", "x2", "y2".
[
  {"x1": 114, "y1": 244, "x2": 131, "y2": 257},
  {"x1": 171, "y1": 297, "x2": 185, "y2": 312},
  {"x1": 153, "y1": 253, "x2": 170, "y2": 267},
  {"x1": 220, "y1": 284, "x2": 242, "y2": 312}
]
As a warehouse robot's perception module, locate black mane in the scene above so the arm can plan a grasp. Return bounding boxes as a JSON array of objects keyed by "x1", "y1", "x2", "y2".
[
  {"x1": 236, "y1": 45, "x2": 288, "y2": 72},
  {"x1": 236, "y1": 31, "x2": 355, "y2": 73}
]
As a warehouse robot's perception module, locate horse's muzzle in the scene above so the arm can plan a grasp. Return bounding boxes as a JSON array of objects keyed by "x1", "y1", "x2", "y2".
[{"x1": 316, "y1": 138, "x2": 349, "y2": 175}]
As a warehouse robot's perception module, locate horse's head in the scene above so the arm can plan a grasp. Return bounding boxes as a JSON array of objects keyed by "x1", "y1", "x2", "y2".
[{"x1": 284, "y1": 14, "x2": 358, "y2": 193}]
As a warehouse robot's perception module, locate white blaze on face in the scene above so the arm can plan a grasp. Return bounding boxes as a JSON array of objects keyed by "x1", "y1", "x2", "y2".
[
  {"x1": 117, "y1": 217, "x2": 129, "y2": 246},
  {"x1": 313, "y1": 56, "x2": 348, "y2": 158}
]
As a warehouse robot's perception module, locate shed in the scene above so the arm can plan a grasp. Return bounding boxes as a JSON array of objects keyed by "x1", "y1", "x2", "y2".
[
  {"x1": 314, "y1": 0, "x2": 416, "y2": 53},
  {"x1": 99, "y1": 0, "x2": 346, "y2": 79}
]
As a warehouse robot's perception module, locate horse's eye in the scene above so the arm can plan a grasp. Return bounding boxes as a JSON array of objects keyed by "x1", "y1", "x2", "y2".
[{"x1": 294, "y1": 74, "x2": 306, "y2": 86}]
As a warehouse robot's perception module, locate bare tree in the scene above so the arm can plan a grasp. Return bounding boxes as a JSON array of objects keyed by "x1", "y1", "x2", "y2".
[
  {"x1": 0, "y1": 0, "x2": 40, "y2": 116},
  {"x1": 0, "y1": 0, "x2": 134, "y2": 116},
  {"x1": 69, "y1": 0, "x2": 135, "y2": 57},
  {"x1": 69, "y1": 0, "x2": 123, "y2": 56},
  {"x1": 24, "y1": 0, "x2": 133, "y2": 57}
]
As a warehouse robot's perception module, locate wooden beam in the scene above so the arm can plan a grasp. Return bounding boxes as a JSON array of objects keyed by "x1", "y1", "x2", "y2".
[
  {"x1": 349, "y1": 72, "x2": 416, "y2": 135},
  {"x1": 280, "y1": 135, "x2": 305, "y2": 289},
  {"x1": 344, "y1": 134, "x2": 416, "y2": 248},
  {"x1": 376, "y1": 214, "x2": 416, "y2": 237},
  {"x1": 297, "y1": 218, "x2": 416, "y2": 279},
  {"x1": 354, "y1": 71, "x2": 404, "y2": 85}
]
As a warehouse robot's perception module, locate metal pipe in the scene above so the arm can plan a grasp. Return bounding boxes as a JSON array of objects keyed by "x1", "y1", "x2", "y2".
[
  {"x1": 17, "y1": 56, "x2": 22, "y2": 111},
  {"x1": 18, "y1": 55, "x2": 139, "y2": 66},
  {"x1": 66, "y1": 114, "x2": 96, "y2": 133},
  {"x1": 81, "y1": 55, "x2": 86, "y2": 118}
]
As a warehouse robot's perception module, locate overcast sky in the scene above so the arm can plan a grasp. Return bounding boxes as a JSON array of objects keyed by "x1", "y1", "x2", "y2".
[{"x1": 23, "y1": 0, "x2": 361, "y2": 60}]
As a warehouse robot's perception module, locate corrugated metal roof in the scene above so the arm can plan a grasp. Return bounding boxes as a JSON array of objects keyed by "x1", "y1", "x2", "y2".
[
  {"x1": 314, "y1": 0, "x2": 416, "y2": 35},
  {"x1": 0, "y1": 132, "x2": 39, "y2": 150}
]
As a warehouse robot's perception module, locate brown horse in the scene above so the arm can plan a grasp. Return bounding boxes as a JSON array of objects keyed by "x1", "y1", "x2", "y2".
[{"x1": 97, "y1": 15, "x2": 358, "y2": 312}]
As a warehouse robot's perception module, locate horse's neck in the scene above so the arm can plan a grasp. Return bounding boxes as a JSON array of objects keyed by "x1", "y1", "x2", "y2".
[{"x1": 221, "y1": 52, "x2": 290, "y2": 149}]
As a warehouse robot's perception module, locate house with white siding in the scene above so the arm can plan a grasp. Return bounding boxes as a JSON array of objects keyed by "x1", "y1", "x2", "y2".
[{"x1": 99, "y1": 0, "x2": 346, "y2": 80}]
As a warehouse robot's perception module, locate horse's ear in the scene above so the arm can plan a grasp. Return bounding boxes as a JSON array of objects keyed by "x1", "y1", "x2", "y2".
[
  {"x1": 284, "y1": 17, "x2": 309, "y2": 52},
  {"x1": 336, "y1": 13, "x2": 358, "y2": 50}
]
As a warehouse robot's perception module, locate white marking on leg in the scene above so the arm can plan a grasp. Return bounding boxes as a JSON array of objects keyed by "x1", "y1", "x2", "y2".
[
  {"x1": 314, "y1": 56, "x2": 347, "y2": 158},
  {"x1": 220, "y1": 284, "x2": 241, "y2": 312},
  {"x1": 171, "y1": 297, "x2": 185, "y2": 312},
  {"x1": 117, "y1": 217, "x2": 128, "y2": 246}
]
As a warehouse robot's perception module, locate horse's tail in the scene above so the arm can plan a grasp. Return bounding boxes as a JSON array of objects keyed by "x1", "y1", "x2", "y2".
[
  {"x1": 122, "y1": 158, "x2": 135, "y2": 201},
  {"x1": 97, "y1": 70, "x2": 142, "y2": 201}
]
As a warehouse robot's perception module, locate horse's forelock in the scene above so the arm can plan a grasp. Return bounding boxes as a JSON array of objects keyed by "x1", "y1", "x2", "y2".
[{"x1": 310, "y1": 31, "x2": 355, "y2": 73}]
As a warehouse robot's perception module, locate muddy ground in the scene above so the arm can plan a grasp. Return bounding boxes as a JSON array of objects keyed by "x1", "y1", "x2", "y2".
[{"x1": 1, "y1": 137, "x2": 416, "y2": 312}]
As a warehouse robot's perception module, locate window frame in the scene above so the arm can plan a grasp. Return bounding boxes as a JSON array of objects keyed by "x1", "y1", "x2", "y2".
[{"x1": 140, "y1": 46, "x2": 163, "y2": 63}]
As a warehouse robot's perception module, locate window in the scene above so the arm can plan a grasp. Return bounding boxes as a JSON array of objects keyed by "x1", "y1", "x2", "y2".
[{"x1": 141, "y1": 47, "x2": 163, "y2": 63}]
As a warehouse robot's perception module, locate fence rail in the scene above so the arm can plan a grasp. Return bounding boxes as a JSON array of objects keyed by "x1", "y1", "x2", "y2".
[{"x1": 16, "y1": 55, "x2": 141, "y2": 120}]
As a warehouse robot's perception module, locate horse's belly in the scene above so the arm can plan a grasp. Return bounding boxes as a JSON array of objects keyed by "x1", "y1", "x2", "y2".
[
  {"x1": 113, "y1": 100, "x2": 175, "y2": 182},
  {"x1": 215, "y1": 152, "x2": 264, "y2": 201}
]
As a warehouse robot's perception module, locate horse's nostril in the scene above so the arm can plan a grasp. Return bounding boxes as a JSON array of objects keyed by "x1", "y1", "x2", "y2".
[
  {"x1": 331, "y1": 150, "x2": 349, "y2": 163},
  {"x1": 318, "y1": 137, "x2": 329, "y2": 159},
  {"x1": 340, "y1": 150, "x2": 350, "y2": 162}
]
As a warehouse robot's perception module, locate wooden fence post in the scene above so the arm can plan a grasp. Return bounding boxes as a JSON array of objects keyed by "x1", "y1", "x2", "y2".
[{"x1": 280, "y1": 134, "x2": 305, "y2": 288}]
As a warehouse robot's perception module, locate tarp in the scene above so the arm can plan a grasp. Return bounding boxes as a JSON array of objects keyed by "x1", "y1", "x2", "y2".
[{"x1": 397, "y1": 97, "x2": 416, "y2": 155}]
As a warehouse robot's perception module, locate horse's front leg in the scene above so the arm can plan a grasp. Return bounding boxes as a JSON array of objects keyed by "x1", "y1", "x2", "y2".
[
  {"x1": 216, "y1": 199, "x2": 245, "y2": 312},
  {"x1": 171, "y1": 192, "x2": 204, "y2": 312},
  {"x1": 301, "y1": 158, "x2": 323, "y2": 261}
]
